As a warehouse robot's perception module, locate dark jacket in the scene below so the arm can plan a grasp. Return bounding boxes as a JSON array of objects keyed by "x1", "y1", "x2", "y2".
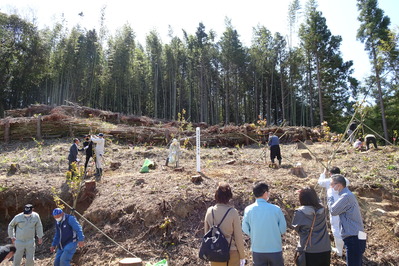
[
  {"x1": 83, "y1": 140, "x2": 93, "y2": 156},
  {"x1": 292, "y1": 206, "x2": 331, "y2": 253},
  {"x1": 0, "y1": 245, "x2": 13, "y2": 262},
  {"x1": 68, "y1": 143, "x2": 79, "y2": 162},
  {"x1": 52, "y1": 214, "x2": 84, "y2": 250}
]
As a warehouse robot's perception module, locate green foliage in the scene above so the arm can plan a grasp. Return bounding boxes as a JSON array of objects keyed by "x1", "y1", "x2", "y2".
[
  {"x1": 51, "y1": 187, "x2": 65, "y2": 209},
  {"x1": 65, "y1": 162, "x2": 85, "y2": 209}
]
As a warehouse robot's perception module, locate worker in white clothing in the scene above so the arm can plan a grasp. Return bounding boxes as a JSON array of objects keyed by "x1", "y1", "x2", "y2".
[
  {"x1": 165, "y1": 139, "x2": 181, "y2": 167},
  {"x1": 91, "y1": 133, "x2": 105, "y2": 180},
  {"x1": 318, "y1": 167, "x2": 349, "y2": 257},
  {"x1": 8, "y1": 204, "x2": 43, "y2": 266}
]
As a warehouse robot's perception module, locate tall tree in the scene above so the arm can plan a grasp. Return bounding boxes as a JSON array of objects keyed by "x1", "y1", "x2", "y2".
[
  {"x1": 300, "y1": 0, "x2": 355, "y2": 126},
  {"x1": 219, "y1": 18, "x2": 246, "y2": 124},
  {"x1": 0, "y1": 13, "x2": 47, "y2": 115},
  {"x1": 357, "y1": 0, "x2": 391, "y2": 142},
  {"x1": 146, "y1": 31, "x2": 163, "y2": 118}
]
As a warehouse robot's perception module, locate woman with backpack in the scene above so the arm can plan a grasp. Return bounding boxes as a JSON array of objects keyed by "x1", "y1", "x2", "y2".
[
  {"x1": 292, "y1": 187, "x2": 331, "y2": 266},
  {"x1": 203, "y1": 182, "x2": 246, "y2": 266}
]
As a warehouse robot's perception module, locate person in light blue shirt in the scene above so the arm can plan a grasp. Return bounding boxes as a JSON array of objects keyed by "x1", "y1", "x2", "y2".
[{"x1": 242, "y1": 182, "x2": 287, "y2": 266}]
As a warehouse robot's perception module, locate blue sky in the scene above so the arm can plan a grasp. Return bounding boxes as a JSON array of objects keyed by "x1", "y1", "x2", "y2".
[{"x1": 1, "y1": 0, "x2": 398, "y2": 81}]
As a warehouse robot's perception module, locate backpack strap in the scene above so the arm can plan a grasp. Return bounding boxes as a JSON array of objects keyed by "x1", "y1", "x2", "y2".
[
  {"x1": 304, "y1": 213, "x2": 316, "y2": 250},
  {"x1": 211, "y1": 207, "x2": 233, "y2": 227}
]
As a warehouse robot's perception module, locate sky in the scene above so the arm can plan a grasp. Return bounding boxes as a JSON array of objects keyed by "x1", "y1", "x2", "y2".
[{"x1": 1, "y1": 0, "x2": 398, "y2": 82}]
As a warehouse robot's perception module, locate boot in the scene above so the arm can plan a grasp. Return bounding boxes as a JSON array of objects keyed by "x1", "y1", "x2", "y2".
[{"x1": 95, "y1": 168, "x2": 101, "y2": 182}]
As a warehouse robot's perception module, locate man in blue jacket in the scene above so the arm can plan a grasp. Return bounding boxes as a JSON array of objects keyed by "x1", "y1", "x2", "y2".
[
  {"x1": 50, "y1": 208, "x2": 84, "y2": 266},
  {"x1": 242, "y1": 182, "x2": 287, "y2": 265}
]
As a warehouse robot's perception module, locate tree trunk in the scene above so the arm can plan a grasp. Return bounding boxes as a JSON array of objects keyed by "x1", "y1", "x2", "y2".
[
  {"x1": 316, "y1": 55, "x2": 324, "y2": 124},
  {"x1": 372, "y1": 46, "x2": 389, "y2": 144}
]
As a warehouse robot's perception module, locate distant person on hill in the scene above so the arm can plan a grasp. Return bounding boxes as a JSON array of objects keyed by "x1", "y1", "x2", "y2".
[
  {"x1": 0, "y1": 244, "x2": 16, "y2": 263},
  {"x1": 268, "y1": 132, "x2": 282, "y2": 166},
  {"x1": 68, "y1": 138, "x2": 82, "y2": 171},
  {"x1": 203, "y1": 182, "x2": 246, "y2": 266},
  {"x1": 364, "y1": 134, "x2": 377, "y2": 150},
  {"x1": 82, "y1": 135, "x2": 94, "y2": 175},
  {"x1": 242, "y1": 182, "x2": 286, "y2": 265},
  {"x1": 318, "y1": 167, "x2": 349, "y2": 257},
  {"x1": 292, "y1": 187, "x2": 331, "y2": 265},
  {"x1": 328, "y1": 175, "x2": 366, "y2": 266},
  {"x1": 50, "y1": 208, "x2": 85, "y2": 266},
  {"x1": 347, "y1": 122, "x2": 357, "y2": 144},
  {"x1": 7, "y1": 204, "x2": 43, "y2": 266},
  {"x1": 91, "y1": 133, "x2": 105, "y2": 180}
]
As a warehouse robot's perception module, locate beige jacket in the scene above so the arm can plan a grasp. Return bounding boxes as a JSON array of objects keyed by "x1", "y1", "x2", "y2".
[
  {"x1": 8, "y1": 212, "x2": 44, "y2": 241},
  {"x1": 204, "y1": 203, "x2": 245, "y2": 259}
]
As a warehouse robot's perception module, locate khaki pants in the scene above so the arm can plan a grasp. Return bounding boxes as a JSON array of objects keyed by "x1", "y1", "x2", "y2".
[
  {"x1": 210, "y1": 250, "x2": 240, "y2": 266},
  {"x1": 14, "y1": 239, "x2": 35, "y2": 266}
]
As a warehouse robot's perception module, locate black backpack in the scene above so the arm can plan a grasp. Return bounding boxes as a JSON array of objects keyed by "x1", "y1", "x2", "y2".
[{"x1": 199, "y1": 207, "x2": 232, "y2": 262}]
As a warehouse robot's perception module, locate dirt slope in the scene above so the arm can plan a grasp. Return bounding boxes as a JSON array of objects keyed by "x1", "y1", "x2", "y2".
[{"x1": 0, "y1": 138, "x2": 398, "y2": 265}]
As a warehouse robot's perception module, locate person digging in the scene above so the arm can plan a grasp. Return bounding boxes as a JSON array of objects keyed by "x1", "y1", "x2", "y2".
[{"x1": 268, "y1": 132, "x2": 282, "y2": 166}]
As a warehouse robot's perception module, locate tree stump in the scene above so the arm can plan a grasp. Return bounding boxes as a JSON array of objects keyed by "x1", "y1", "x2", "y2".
[
  {"x1": 174, "y1": 167, "x2": 184, "y2": 172},
  {"x1": 119, "y1": 258, "x2": 142, "y2": 266},
  {"x1": 296, "y1": 142, "x2": 306, "y2": 149},
  {"x1": 110, "y1": 162, "x2": 121, "y2": 170},
  {"x1": 305, "y1": 140, "x2": 313, "y2": 145},
  {"x1": 8, "y1": 163, "x2": 20, "y2": 175},
  {"x1": 79, "y1": 180, "x2": 97, "y2": 202},
  {"x1": 301, "y1": 152, "x2": 312, "y2": 160},
  {"x1": 290, "y1": 167, "x2": 307, "y2": 178},
  {"x1": 191, "y1": 175, "x2": 203, "y2": 184}
]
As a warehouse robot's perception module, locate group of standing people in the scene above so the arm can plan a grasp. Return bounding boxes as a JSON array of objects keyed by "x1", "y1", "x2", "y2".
[
  {"x1": 204, "y1": 168, "x2": 366, "y2": 266},
  {"x1": 67, "y1": 133, "x2": 105, "y2": 180},
  {"x1": 6, "y1": 205, "x2": 84, "y2": 266}
]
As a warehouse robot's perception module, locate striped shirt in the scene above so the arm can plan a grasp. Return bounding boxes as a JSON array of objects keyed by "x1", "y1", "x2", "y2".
[{"x1": 327, "y1": 187, "x2": 364, "y2": 239}]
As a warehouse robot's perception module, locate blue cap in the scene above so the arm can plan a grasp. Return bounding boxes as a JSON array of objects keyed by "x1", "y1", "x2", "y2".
[
  {"x1": 52, "y1": 208, "x2": 63, "y2": 216},
  {"x1": 98, "y1": 133, "x2": 104, "y2": 137}
]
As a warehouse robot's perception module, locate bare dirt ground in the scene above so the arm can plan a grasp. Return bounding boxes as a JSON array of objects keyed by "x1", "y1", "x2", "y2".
[{"x1": 0, "y1": 137, "x2": 399, "y2": 265}]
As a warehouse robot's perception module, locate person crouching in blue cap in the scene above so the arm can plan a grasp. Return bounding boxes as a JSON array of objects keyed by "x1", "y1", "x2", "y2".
[{"x1": 50, "y1": 208, "x2": 85, "y2": 266}]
